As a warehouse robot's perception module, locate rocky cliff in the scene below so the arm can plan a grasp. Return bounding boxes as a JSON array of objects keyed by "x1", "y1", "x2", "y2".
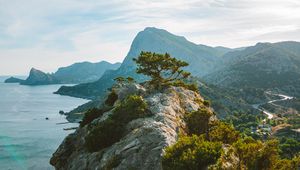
[
  {"x1": 50, "y1": 83, "x2": 211, "y2": 170},
  {"x1": 21, "y1": 68, "x2": 60, "y2": 85}
]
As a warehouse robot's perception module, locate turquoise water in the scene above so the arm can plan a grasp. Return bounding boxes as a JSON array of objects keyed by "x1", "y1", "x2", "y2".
[{"x1": 0, "y1": 81, "x2": 88, "y2": 170}]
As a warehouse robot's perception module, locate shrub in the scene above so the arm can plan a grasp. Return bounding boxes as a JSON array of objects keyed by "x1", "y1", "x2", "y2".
[
  {"x1": 162, "y1": 135, "x2": 223, "y2": 170},
  {"x1": 85, "y1": 95, "x2": 148, "y2": 152},
  {"x1": 233, "y1": 137, "x2": 282, "y2": 170},
  {"x1": 209, "y1": 122, "x2": 239, "y2": 144},
  {"x1": 85, "y1": 118, "x2": 123, "y2": 152},
  {"x1": 105, "y1": 90, "x2": 118, "y2": 106},
  {"x1": 112, "y1": 95, "x2": 148, "y2": 123},
  {"x1": 171, "y1": 80, "x2": 199, "y2": 92},
  {"x1": 279, "y1": 138, "x2": 300, "y2": 159},
  {"x1": 80, "y1": 108, "x2": 104, "y2": 127},
  {"x1": 184, "y1": 108, "x2": 213, "y2": 136},
  {"x1": 203, "y1": 100, "x2": 210, "y2": 107}
]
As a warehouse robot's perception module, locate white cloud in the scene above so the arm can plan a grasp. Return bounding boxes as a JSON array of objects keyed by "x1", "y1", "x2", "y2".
[{"x1": 0, "y1": 0, "x2": 299, "y2": 75}]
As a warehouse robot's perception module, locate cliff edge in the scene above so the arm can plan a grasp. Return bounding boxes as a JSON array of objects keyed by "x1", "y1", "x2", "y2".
[{"x1": 50, "y1": 83, "x2": 210, "y2": 170}]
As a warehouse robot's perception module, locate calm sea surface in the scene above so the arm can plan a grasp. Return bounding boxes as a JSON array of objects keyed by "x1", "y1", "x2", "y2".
[{"x1": 0, "y1": 78, "x2": 88, "y2": 170}]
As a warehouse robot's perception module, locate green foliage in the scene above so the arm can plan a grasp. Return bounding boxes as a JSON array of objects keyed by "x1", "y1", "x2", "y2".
[
  {"x1": 80, "y1": 108, "x2": 104, "y2": 127},
  {"x1": 185, "y1": 108, "x2": 213, "y2": 136},
  {"x1": 225, "y1": 112, "x2": 263, "y2": 138},
  {"x1": 114, "y1": 76, "x2": 136, "y2": 85},
  {"x1": 126, "y1": 77, "x2": 135, "y2": 83},
  {"x1": 209, "y1": 122, "x2": 239, "y2": 144},
  {"x1": 171, "y1": 80, "x2": 199, "y2": 92},
  {"x1": 162, "y1": 135, "x2": 223, "y2": 170},
  {"x1": 274, "y1": 156, "x2": 300, "y2": 170},
  {"x1": 233, "y1": 137, "x2": 280, "y2": 170},
  {"x1": 203, "y1": 100, "x2": 210, "y2": 107},
  {"x1": 85, "y1": 95, "x2": 148, "y2": 152},
  {"x1": 112, "y1": 95, "x2": 148, "y2": 123},
  {"x1": 133, "y1": 51, "x2": 191, "y2": 89},
  {"x1": 85, "y1": 118, "x2": 123, "y2": 152},
  {"x1": 105, "y1": 90, "x2": 118, "y2": 106},
  {"x1": 279, "y1": 138, "x2": 300, "y2": 159}
]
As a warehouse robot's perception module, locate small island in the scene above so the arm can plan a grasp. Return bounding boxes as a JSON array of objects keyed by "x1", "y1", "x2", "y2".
[{"x1": 4, "y1": 77, "x2": 24, "y2": 83}]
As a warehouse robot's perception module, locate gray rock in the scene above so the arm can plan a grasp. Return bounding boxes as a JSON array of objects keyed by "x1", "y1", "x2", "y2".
[{"x1": 50, "y1": 85, "x2": 205, "y2": 170}]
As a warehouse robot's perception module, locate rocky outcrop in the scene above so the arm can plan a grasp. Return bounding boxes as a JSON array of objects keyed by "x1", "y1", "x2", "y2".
[
  {"x1": 4, "y1": 76, "x2": 24, "y2": 83},
  {"x1": 50, "y1": 84, "x2": 208, "y2": 170},
  {"x1": 21, "y1": 68, "x2": 60, "y2": 85}
]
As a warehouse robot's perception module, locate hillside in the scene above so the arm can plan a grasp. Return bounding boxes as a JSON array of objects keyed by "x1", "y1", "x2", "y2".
[
  {"x1": 205, "y1": 41, "x2": 300, "y2": 97},
  {"x1": 55, "y1": 27, "x2": 232, "y2": 99},
  {"x1": 54, "y1": 61, "x2": 121, "y2": 84}
]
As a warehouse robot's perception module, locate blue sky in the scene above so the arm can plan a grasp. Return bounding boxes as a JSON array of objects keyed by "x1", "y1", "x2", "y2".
[{"x1": 1, "y1": 0, "x2": 300, "y2": 75}]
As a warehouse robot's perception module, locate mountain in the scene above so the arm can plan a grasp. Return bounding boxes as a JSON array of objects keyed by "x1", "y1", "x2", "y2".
[
  {"x1": 4, "y1": 76, "x2": 24, "y2": 83},
  {"x1": 54, "y1": 61, "x2": 121, "y2": 84},
  {"x1": 204, "y1": 41, "x2": 300, "y2": 97},
  {"x1": 21, "y1": 68, "x2": 60, "y2": 85},
  {"x1": 55, "y1": 27, "x2": 232, "y2": 99},
  {"x1": 20, "y1": 61, "x2": 121, "y2": 85}
]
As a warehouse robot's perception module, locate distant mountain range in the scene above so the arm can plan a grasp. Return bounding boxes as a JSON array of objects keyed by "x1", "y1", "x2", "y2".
[
  {"x1": 55, "y1": 27, "x2": 235, "y2": 99},
  {"x1": 204, "y1": 41, "x2": 300, "y2": 97},
  {"x1": 5, "y1": 61, "x2": 121, "y2": 85}
]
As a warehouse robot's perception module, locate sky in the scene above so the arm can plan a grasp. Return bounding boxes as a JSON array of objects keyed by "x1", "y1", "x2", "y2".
[{"x1": 1, "y1": 0, "x2": 300, "y2": 75}]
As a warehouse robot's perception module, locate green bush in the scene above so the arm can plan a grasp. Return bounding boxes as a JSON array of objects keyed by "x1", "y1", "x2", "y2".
[
  {"x1": 85, "y1": 95, "x2": 148, "y2": 152},
  {"x1": 80, "y1": 108, "x2": 104, "y2": 127},
  {"x1": 105, "y1": 90, "x2": 118, "y2": 106},
  {"x1": 171, "y1": 80, "x2": 199, "y2": 93},
  {"x1": 85, "y1": 118, "x2": 123, "y2": 152},
  {"x1": 279, "y1": 138, "x2": 300, "y2": 159},
  {"x1": 203, "y1": 100, "x2": 210, "y2": 107},
  {"x1": 162, "y1": 135, "x2": 223, "y2": 170},
  {"x1": 209, "y1": 122, "x2": 239, "y2": 144},
  {"x1": 184, "y1": 108, "x2": 213, "y2": 136},
  {"x1": 232, "y1": 138, "x2": 281, "y2": 170},
  {"x1": 112, "y1": 95, "x2": 148, "y2": 123}
]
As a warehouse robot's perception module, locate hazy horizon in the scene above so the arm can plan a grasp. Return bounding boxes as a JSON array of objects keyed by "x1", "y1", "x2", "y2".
[{"x1": 1, "y1": 0, "x2": 300, "y2": 75}]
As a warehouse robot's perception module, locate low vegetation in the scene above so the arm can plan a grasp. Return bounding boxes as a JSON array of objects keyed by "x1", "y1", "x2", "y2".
[
  {"x1": 85, "y1": 95, "x2": 148, "y2": 152},
  {"x1": 80, "y1": 108, "x2": 105, "y2": 127},
  {"x1": 104, "y1": 90, "x2": 118, "y2": 106},
  {"x1": 184, "y1": 108, "x2": 213, "y2": 136},
  {"x1": 162, "y1": 135, "x2": 223, "y2": 170},
  {"x1": 163, "y1": 102, "x2": 299, "y2": 169}
]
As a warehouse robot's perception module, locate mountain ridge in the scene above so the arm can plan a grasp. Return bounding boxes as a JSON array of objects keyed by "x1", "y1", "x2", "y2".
[
  {"x1": 55, "y1": 27, "x2": 233, "y2": 99},
  {"x1": 15, "y1": 61, "x2": 121, "y2": 85}
]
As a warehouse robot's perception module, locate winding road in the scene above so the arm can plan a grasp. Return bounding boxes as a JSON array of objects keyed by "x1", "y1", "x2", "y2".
[{"x1": 253, "y1": 91, "x2": 294, "y2": 119}]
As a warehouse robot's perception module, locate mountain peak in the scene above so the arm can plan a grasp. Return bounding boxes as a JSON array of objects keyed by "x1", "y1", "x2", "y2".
[{"x1": 29, "y1": 68, "x2": 44, "y2": 74}]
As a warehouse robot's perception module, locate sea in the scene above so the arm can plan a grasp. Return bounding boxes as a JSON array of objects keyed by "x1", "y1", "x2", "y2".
[{"x1": 0, "y1": 76, "x2": 89, "y2": 170}]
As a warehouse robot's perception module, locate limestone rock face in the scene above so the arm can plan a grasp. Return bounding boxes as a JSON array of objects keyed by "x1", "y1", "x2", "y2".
[{"x1": 50, "y1": 84, "x2": 206, "y2": 170}]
